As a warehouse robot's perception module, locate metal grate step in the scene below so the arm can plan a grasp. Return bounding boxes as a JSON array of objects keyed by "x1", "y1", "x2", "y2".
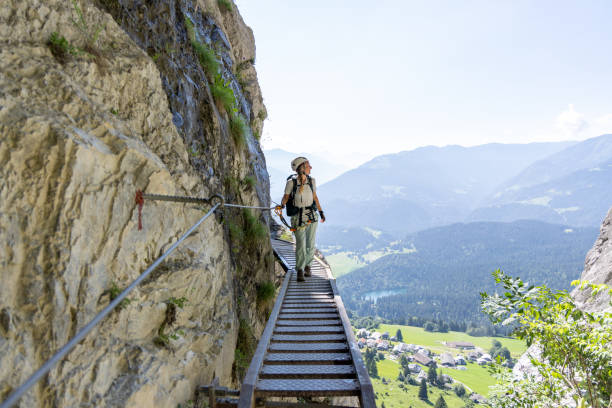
[
  {"x1": 256, "y1": 379, "x2": 360, "y2": 397},
  {"x1": 269, "y1": 343, "x2": 349, "y2": 352},
  {"x1": 275, "y1": 319, "x2": 341, "y2": 326},
  {"x1": 274, "y1": 326, "x2": 344, "y2": 334},
  {"x1": 271, "y1": 334, "x2": 347, "y2": 343},
  {"x1": 260, "y1": 364, "x2": 355, "y2": 379},
  {"x1": 264, "y1": 352, "x2": 352, "y2": 364}
]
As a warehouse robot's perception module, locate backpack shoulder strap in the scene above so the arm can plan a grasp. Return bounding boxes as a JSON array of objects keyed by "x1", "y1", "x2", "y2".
[
  {"x1": 306, "y1": 175, "x2": 313, "y2": 189},
  {"x1": 290, "y1": 175, "x2": 298, "y2": 197}
]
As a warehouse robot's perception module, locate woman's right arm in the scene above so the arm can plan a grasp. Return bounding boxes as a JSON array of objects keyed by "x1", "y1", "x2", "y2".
[{"x1": 280, "y1": 194, "x2": 290, "y2": 207}]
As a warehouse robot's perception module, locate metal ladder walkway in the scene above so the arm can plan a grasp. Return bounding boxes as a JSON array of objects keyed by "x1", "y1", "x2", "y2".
[{"x1": 236, "y1": 238, "x2": 376, "y2": 407}]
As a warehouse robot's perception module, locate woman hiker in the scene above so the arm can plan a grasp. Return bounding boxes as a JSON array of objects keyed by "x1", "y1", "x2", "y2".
[{"x1": 275, "y1": 157, "x2": 326, "y2": 282}]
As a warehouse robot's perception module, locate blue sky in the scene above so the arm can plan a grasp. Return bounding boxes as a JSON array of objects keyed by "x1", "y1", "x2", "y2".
[{"x1": 235, "y1": 0, "x2": 612, "y2": 167}]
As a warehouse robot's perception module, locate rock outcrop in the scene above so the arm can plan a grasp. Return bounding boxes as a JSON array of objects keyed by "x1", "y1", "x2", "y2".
[
  {"x1": 571, "y1": 206, "x2": 612, "y2": 312},
  {"x1": 513, "y1": 206, "x2": 612, "y2": 399},
  {"x1": 0, "y1": 0, "x2": 274, "y2": 406}
]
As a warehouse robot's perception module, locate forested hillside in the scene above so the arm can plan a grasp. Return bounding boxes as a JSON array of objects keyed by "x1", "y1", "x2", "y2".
[{"x1": 338, "y1": 220, "x2": 598, "y2": 333}]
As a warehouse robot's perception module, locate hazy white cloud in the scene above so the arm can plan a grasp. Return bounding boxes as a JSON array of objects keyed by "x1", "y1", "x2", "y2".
[
  {"x1": 592, "y1": 113, "x2": 612, "y2": 136},
  {"x1": 556, "y1": 104, "x2": 588, "y2": 137}
]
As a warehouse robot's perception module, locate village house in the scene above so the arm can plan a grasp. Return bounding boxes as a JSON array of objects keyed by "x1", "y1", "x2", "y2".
[
  {"x1": 440, "y1": 374, "x2": 453, "y2": 384},
  {"x1": 407, "y1": 363, "x2": 421, "y2": 373},
  {"x1": 455, "y1": 355, "x2": 467, "y2": 365},
  {"x1": 377, "y1": 340, "x2": 390, "y2": 350},
  {"x1": 470, "y1": 393, "x2": 488, "y2": 404},
  {"x1": 446, "y1": 341, "x2": 476, "y2": 350},
  {"x1": 413, "y1": 352, "x2": 434, "y2": 367},
  {"x1": 381, "y1": 331, "x2": 390, "y2": 340},
  {"x1": 392, "y1": 342, "x2": 411, "y2": 354},
  {"x1": 467, "y1": 350, "x2": 481, "y2": 361},
  {"x1": 477, "y1": 354, "x2": 493, "y2": 365},
  {"x1": 370, "y1": 332, "x2": 382, "y2": 340},
  {"x1": 357, "y1": 338, "x2": 367, "y2": 348},
  {"x1": 416, "y1": 370, "x2": 428, "y2": 383},
  {"x1": 366, "y1": 339, "x2": 377, "y2": 348},
  {"x1": 356, "y1": 328, "x2": 368, "y2": 338},
  {"x1": 415, "y1": 346, "x2": 430, "y2": 356},
  {"x1": 440, "y1": 352, "x2": 456, "y2": 367}
]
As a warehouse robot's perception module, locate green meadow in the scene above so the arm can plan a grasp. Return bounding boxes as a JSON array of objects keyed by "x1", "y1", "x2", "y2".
[{"x1": 361, "y1": 324, "x2": 528, "y2": 407}]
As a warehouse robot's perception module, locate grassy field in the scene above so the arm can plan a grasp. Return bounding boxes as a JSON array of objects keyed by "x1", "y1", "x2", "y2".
[
  {"x1": 325, "y1": 252, "x2": 365, "y2": 277},
  {"x1": 326, "y1": 248, "x2": 416, "y2": 277},
  {"x1": 372, "y1": 370, "x2": 468, "y2": 408},
  {"x1": 437, "y1": 362, "x2": 496, "y2": 396},
  {"x1": 378, "y1": 324, "x2": 526, "y2": 358}
]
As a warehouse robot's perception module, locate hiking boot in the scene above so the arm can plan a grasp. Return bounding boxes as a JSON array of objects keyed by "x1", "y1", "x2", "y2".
[
  {"x1": 297, "y1": 269, "x2": 305, "y2": 282},
  {"x1": 304, "y1": 265, "x2": 311, "y2": 277}
]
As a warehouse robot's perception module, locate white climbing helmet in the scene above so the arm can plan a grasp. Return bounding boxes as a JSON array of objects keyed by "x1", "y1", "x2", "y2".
[{"x1": 291, "y1": 156, "x2": 308, "y2": 172}]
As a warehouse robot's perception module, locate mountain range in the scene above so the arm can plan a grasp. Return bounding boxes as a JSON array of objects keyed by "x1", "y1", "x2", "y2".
[
  {"x1": 313, "y1": 135, "x2": 612, "y2": 235},
  {"x1": 470, "y1": 135, "x2": 612, "y2": 227}
]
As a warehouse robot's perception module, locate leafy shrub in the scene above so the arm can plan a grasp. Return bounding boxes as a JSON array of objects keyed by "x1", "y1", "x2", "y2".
[
  {"x1": 229, "y1": 113, "x2": 247, "y2": 148},
  {"x1": 242, "y1": 175, "x2": 256, "y2": 189},
  {"x1": 108, "y1": 282, "x2": 131, "y2": 310},
  {"x1": 242, "y1": 208, "x2": 267, "y2": 248},
  {"x1": 481, "y1": 270, "x2": 612, "y2": 408},
  {"x1": 233, "y1": 319, "x2": 256, "y2": 381},
  {"x1": 212, "y1": 74, "x2": 236, "y2": 113},
  {"x1": 453, "y1": 383, "x2": 466, "y2": 397},
  {"x1": 154, "y1": 297, "x2": 188, "y2": 347},
  {"x1": 217, "y1": 0, "x2": 232, "y2": 12},
  {"x1": 184, "y1": 15, "x2": 219, "y2": 77},
  {"x1": 48, "y1": 32, "x2": 77, "y2": 62},
  {"x1": 256, "y1": 281, "x2": 275, "y2": 304},
  {"x1": 70, "y1": 0, "x2": 103, "y2": 55},
  {"x1": 226, "y1": 209, "x2": 267, "y2": 255}
]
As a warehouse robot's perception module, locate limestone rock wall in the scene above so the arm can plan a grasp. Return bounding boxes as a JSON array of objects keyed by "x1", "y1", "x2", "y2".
[
  {"x1": 571, "y1": 206, "x2": 612, "y2": 312},
  {"x1": 0, "y1": 0, "x2": 273, "y2": 406}
]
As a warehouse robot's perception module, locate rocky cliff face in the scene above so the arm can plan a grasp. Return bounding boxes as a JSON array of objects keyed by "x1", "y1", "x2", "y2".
[
  {"x1": 571, "y1": 206, "x2": 612, "y2": 312},
  {"x1": 513, "y1": 206, "x2": 612, "y2": 386},
  {"x1": 0, "y1": 0, "x2": 274, "y2": 406}
]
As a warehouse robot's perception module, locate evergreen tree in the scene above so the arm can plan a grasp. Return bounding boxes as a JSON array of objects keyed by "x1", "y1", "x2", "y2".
[
  {"x1": 395, "y1": 328, "x2": 403, "y2": 342},
  {"x1": 399, "y1": 354, "x2": 409, "y2": 369},
  {"x1": 402, "y1": 366, "x2": 411, "y2": 378},
  {"x1": 397, "y1": 371, "x2": 405, "y2": 382},
  {"x1": 418, "y1": 379, "x2": 428, "y2": 401},
  {"x1": 427, "y1": 365, "x2": 438, "y2": 385},
  {"x1": 437, "y1": 369, "x2": 448, "y2": 387},
  {"x1": 454, "y1": 383, "x2": 466, "y2": 397},
  {"x1": 366, "y1": 358, "x2": 378, "y2": 378},
  {"x1": 434, "y1": 395, "x2": 448, "y2": 408}
]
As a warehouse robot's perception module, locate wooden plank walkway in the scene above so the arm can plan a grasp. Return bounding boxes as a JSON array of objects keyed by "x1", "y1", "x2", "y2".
[{"x1": 237, "y1": 238, "x2": 376, "y2": 407}]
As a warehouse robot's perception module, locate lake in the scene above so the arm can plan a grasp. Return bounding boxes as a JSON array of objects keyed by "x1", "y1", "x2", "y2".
[{"x1": 363, "y1": 288, "x2": 407, "y2": 303}]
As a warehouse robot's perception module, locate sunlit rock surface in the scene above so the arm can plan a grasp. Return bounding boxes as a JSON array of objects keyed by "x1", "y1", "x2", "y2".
[
  {"x1": 0, "y1": 0, "x2": 273, "y2": 406},
  {"x1": 571, "y1": 206, "x2": 612, "y2": 312}
]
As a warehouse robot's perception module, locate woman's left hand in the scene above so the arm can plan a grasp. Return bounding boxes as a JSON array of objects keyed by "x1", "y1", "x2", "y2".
[{"x1": 319, "y1": 211, "x2": 326, "y2": 222}]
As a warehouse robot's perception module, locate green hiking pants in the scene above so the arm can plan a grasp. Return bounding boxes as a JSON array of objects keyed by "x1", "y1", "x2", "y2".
[{"x1": 293, "y1": 221, "x2": 318, "y2": 271}]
